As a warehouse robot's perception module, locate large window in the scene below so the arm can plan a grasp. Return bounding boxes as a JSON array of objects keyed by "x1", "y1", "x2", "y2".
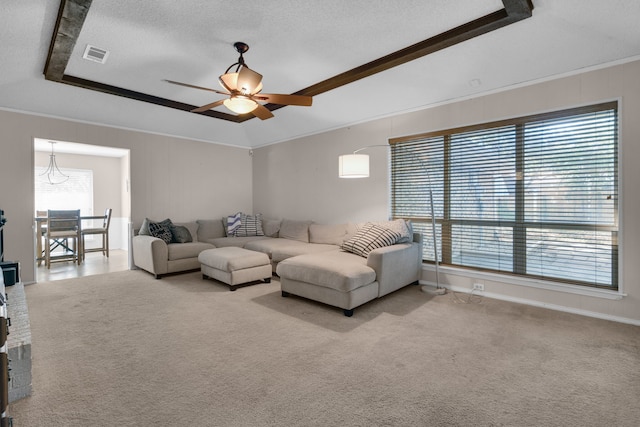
[
  {"x1": 391, "y1": 102, "x2": 618, "y2": 289},
  {"x1": 34, "y1": 167, "x2": 94, "y2": 216}
]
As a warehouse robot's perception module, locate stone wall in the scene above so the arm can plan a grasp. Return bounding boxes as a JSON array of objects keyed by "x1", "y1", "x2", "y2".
[{"x1": 6, "y1": 282, "x2": 31, "y2": 402}]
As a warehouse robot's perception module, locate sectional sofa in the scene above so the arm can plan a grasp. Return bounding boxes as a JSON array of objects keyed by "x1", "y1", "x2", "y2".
[{"x1": 132, "y1": 217, "x2": 423, "y2": 316}]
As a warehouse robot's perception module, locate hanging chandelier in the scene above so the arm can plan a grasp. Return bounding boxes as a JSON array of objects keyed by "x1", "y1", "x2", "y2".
[{"x1": 40, "y1": 141, "x2": 69, "y2": 185}]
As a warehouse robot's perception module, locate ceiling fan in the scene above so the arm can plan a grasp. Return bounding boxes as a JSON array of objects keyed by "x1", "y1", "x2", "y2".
[{"x1": 164, "y1": 42, "x2": 312, "y2": 120}]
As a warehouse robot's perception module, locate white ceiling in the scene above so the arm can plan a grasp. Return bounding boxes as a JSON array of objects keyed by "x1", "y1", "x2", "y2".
[{"x1": 2, "y1": 1, "x2": 640, "y2": 149}]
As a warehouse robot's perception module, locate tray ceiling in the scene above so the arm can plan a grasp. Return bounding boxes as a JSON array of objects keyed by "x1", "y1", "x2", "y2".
[{"x1": 2, "y1": 1, "x2": 640, "y2": 148}]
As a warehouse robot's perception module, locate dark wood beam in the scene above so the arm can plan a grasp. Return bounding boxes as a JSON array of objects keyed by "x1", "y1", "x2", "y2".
[
  {"x1": 44, "y1": 0, "x2": 92, "y2": 81},
  {"x1": 267, "y1": 0, "x2": 534, "y2": 112},
  {"x1": 43, "y1": 0, "x2": 534, "y2": 122},
  {"x1": 61, "y1": 75, "x2": 241, "y2": 122}
]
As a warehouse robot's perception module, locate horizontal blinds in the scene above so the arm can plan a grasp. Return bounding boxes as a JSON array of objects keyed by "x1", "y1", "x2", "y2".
[
  {"x1": 390, "y1": 102, "x2": 618, "y2": 289},
  {"x1": 34, "y1": 167, "x2": 94, "y2": 216}
]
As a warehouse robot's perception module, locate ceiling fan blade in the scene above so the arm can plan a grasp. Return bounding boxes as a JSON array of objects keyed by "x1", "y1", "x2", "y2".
[
  {"x1": 253, "y1": 93, "x2": 312, "y2": 106},
  {"x1": 251, "y1": 103, "x2": 274, "y2": 120},
  {"x1": 237, "y1": 66, "x2": 263, "y2": 94},
  {"x1": 191, "y1": 99, "x2": 225, "y2": 113},
  {"x1": 164, "y1": 79, "x2": 228, "y2": 95}
]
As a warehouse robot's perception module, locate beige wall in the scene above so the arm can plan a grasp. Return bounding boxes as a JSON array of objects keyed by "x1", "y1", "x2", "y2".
[
  {"x1": 0, "y1": 112, "x2": 252, "y2": 283},
  {"x1": 253, "y1": 59, "x2": 640, "y2": 324}
]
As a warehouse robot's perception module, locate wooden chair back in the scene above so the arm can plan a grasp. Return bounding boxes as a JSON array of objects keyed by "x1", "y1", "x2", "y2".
[{"x1": 47, "y1": 209, "x2": 81, "y2": 232}]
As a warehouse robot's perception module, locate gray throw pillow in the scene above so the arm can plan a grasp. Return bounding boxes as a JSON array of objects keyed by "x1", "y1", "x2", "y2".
[
  {"x1": 139, "y1": 218, "x2": 171, "y2": 236},
  {"x1": 148, "y1": 221, "x2": 173, "y2": 243},
  {"x1": 171, "y1": 225, "x2": 193, "y2": 243}
]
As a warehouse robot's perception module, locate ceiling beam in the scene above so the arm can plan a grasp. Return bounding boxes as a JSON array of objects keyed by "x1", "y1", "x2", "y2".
[
  {"x1": 44, "y1": 0, "x2": 92, "y2": 81},
  {"x1": 268, "y1": 0, "x2": 534, "y2": 113},
  {"x1": 43, "y1": 0, "x2": 534, "y2": 123},
  {"x1": 60, "y1": 75, "x2": 241, "y2": 122}
]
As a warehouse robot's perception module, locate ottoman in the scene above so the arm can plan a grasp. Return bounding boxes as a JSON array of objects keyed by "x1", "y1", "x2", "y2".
[
  {"x1": 275, "y1": 251, "x2": 378, "y2": 317},
  {"x1": 198, "y1": 247, "x2": 272, "y2": 291}
]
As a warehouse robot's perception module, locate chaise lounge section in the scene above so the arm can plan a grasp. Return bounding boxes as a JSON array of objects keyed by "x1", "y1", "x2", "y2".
[{"x1": 276, "y1": 232, "x2": 422, "y2": 316}]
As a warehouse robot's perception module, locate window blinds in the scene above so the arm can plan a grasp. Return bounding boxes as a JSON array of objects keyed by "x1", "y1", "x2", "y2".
[{"x1": 390, "y1": 102, "x2": 618, "y2": 289}]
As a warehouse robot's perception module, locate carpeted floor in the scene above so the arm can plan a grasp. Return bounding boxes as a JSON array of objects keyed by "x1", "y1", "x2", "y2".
[{"x1": 9, "y1": 270, "x2": 640, "y2": 426}]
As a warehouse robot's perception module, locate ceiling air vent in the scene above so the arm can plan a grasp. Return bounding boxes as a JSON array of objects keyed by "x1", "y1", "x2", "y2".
[{"x1": 82, "y1": 44, "x2": 109, "y2": 64}]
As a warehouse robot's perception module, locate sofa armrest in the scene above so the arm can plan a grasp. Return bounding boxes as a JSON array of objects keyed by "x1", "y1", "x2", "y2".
[
  {"x1": 367, "y1": 241, "x2": 421, "y2": 297},
  {"x1": 132, "y1": 235, "x2": 169, "y2": 278}
]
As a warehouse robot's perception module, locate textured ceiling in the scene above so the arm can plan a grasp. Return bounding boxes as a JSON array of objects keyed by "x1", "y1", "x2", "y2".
[{"x1": 2, "y1": 1, "x2": 640, "y2": 149}]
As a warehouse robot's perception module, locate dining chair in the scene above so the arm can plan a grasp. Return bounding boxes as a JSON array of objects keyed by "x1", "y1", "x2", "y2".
[
  {"x1": 36, "y1": 210, "x2": 48, "y2": 266},
  {"x1": 82, "y1": 208, "x2": 112, "y2": 260},
  {"x1": 45, "y1": 209, "x2": 82, "y2": 268}
]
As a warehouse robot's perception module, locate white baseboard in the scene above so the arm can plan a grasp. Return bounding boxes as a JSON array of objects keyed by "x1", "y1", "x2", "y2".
[{"x1": 420, "y1": 280, "x2": 640, "y2": 326}]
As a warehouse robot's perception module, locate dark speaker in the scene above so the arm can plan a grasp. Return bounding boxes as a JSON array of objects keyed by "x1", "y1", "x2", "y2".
[{"x1": 0, "y1": 263, "x2": 18, "y2": 287}]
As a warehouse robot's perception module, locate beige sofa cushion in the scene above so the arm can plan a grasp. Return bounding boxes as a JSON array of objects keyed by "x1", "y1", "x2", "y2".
[
  {"x1": 309, "y1": 223, "x2": 348, "y2": 245},
  {"x1": 276, "y1": 251, "x2": 375, "y2": 293},
  {"x1": 271, "y1": 243, "x2": 340, "y2": 263},
  {"x1": 167, "y1": 242, "x2": 214, "y2": 261},
  {"x1": 244, "y1": 238, "x2": 307, "y2": 257},
  {"x1": 206, "y1": 236, "x2": 269, "y2": 248},
  {"x1": 198, "y1": 247, "x2": 270, "y2": 272},
  {"x1": 197, "y1": 219, "x2": 226, "y2": 241},
  {"x1": 279, "y1": 219, "x2": 312, "y2": 242},
  {"x1": 262, "y1": 219, "x2": 282, "y2": 237}
]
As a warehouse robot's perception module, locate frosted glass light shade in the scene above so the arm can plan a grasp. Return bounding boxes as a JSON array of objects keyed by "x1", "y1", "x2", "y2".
[
  {"x1": 339, "y1": 154, "x2": 370, "y2": 178},
  {"x1": 224, "y1": 96, "x2": 258, "y2": 114},
  {"x1": 219, "y1": 72, "x2": 263, "y2": 94}
]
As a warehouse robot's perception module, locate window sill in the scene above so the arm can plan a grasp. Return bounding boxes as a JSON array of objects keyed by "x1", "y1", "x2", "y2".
[{"x1": 423, "y1": 264, "x2": 625, "y2": 300}]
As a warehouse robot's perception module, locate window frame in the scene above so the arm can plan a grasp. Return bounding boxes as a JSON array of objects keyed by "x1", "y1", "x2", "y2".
[{"x1": 390, "y1": 101, "x2": 619, "y2": 290}]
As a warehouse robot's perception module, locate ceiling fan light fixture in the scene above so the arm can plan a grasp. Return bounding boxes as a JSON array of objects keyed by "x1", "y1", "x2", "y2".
[
  {"x1": 166, "y1": 41, "x2": 310, "y2": 120},
  {"x1": 219, "y1": 71, "x2": 263, "y2": 95},
  {"x1": 224, "y1": 96, "x2": 258, "y2": 114},
  {"x1": 219, "y1": 72, "x2": 238, "y2": 92}
]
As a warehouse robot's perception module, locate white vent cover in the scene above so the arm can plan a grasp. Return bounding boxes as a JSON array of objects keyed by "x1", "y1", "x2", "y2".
[{"x1": 82, "y1": 44, "x2": 109, "y2": 64}]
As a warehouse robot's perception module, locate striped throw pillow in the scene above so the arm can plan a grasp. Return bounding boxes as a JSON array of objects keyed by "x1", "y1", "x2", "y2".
[
  {"x1": 227, "y1": 212, "x2": 242, "y2": 236},
  {"x1": 235, "y1": 213, "x2": 265, "y2": 237},
  {"x1": 340, "y1": 222, "x2": 402, "y2": 257}
]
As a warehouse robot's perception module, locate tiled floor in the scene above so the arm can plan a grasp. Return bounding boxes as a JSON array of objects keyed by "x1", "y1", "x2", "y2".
[{"x1": 36, "y1": 249, "x2": 130, "y2": 282}]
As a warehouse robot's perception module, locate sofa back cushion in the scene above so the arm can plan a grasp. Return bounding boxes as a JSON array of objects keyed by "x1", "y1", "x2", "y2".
[
  {"x1": 262, "y1": 219, "x2": 282, "y2": 237},
  {"x1": 197, "y1": 219, "x2": 226, "y2": 241},
  {"x1": 309, "y1": 223, "x2": 348, "y2": 245},
  {"x1": 279, "y1": 219, "x2": 312, "y2": 242}
]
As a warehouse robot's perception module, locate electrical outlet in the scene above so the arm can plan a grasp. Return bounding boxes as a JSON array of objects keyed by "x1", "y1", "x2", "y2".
[{"x1": 472, "y1": 283, "x2": 484, "y2": 292}]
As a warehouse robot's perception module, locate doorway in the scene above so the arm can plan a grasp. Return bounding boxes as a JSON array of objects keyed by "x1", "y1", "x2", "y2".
[{"x1": 33, "y1": 138, "x2": 131, "y2": 282}]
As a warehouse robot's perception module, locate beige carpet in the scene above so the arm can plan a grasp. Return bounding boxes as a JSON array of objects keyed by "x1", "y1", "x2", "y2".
[{"x1": 10, "y1": 270, "x2": 640, "y2": 426}]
